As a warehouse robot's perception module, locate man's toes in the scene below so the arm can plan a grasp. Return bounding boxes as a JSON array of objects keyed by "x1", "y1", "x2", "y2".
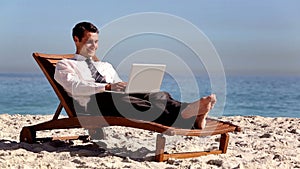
[
  {"x1": 200, "y1": 96, "x2": 211, "y2": 104},
  {"x1": 210, "y1": 94, "x2": 216, "y2": 101}
]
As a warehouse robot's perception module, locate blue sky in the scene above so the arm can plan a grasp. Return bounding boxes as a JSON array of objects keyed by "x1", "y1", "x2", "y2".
[{"x1": 1, "y1": 0, "x2": 300, "y2": 76}]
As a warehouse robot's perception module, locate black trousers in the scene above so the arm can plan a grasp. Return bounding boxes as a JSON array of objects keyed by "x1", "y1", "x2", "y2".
[{"x1": 75, "y1": 91, "x2": 196, "y2": 129}]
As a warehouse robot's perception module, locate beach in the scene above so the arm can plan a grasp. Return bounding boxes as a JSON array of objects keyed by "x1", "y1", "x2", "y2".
[{"x1": 0, "y1": 114, "x2": 299, "y2": 169}]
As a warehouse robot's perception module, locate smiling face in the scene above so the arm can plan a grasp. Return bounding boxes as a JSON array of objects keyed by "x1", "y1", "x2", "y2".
[{"x1": 74, "y1": 30, "x2": 98, "y2": 58}]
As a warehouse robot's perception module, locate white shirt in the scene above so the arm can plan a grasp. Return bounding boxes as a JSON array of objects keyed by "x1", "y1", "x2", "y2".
[{"x1": 54, "y1": 54, "x2": 122, "y2": 108}]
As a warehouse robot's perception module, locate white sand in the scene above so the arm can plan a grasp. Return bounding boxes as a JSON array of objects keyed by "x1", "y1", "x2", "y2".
[{"x1": 0, "y1": 114, "x2": 299, "y2": 169}]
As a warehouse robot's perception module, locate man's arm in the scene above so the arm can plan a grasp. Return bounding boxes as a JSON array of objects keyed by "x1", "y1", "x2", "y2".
[
  {"x1": 102, "y1": 63, "x2": 127, "y2": 91},
  {"x1": 105, "y1": 82, "x2": 127, "y2": 91},
  {"x1": 54, "y1": 60, "x2": 106, "y2": 96}
]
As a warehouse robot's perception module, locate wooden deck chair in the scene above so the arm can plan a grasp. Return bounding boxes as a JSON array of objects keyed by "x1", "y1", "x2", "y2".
[{"x1": 20, "y1": 52, "x2": 241, "y2": 162}]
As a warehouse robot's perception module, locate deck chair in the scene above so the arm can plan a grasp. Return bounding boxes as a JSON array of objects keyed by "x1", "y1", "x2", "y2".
[{"x1": 20, "y1": 52, "x2": 241, "y2": 162}]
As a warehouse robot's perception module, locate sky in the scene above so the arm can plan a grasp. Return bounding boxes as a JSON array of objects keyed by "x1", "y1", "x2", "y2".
[{"x1": 0, "y1": 0, "x2": 300, "y2": 76}]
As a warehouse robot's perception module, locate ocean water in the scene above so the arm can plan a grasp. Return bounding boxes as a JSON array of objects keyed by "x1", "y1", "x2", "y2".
[{"x1": 0, "y1": 73, "x2": 299, "y2": 118}]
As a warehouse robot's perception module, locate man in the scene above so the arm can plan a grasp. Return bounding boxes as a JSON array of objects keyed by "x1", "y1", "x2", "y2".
[{"x1": 54, "y1": 21, "x2": 216, "y2": 129}]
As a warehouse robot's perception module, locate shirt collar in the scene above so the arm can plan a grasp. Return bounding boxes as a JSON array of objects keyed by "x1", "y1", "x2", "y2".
[{"x1": 74, "y1": 54, "x2": 90, "y2": 61}]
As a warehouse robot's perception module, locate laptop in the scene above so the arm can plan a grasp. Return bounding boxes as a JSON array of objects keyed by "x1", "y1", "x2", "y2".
[{"x1": 107, "y1": 63, "x2": 166, "y2": 93}]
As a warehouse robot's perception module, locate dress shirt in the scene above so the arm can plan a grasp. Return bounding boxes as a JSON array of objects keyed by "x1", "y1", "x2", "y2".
[{"x1": 54, "y1": 54, "x2": 122, "y2": 108}]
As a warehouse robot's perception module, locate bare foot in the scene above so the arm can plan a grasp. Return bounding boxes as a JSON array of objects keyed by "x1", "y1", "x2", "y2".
[{"x1": 181, "y1": 94, "x2": 216, "y2": 129}]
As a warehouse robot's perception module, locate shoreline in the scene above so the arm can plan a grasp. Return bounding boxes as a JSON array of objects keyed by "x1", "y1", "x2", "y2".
[{"x1": 0, "y1": 114, "x2": 299, "y2": 168}]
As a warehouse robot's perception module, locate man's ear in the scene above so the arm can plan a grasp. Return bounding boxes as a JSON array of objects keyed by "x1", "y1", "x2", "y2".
[{"x1": 73, "y1": 36, "x2": 79, "y2": 42}]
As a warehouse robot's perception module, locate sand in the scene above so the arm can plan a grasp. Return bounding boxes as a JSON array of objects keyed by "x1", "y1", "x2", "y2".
[{"x1": 0, "y1": 114, "x2": 299, "y2": 169}]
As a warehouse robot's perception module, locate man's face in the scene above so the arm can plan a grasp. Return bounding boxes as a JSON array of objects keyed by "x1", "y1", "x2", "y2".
[{"x1": 75, "y1": 31, "x2": 98, "y2": 58}]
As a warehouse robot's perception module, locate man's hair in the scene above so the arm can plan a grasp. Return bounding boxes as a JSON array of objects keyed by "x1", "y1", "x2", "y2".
[{"x1": 72, "y1": 22, "x2": 99, "y2": 41}]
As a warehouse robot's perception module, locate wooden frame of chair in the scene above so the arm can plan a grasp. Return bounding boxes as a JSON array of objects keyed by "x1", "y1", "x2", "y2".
[{"x1": 20, "y1": 52, "x2": 241, "y2": 162}]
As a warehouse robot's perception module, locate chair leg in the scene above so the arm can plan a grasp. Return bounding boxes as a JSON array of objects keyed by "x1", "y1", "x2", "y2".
[
  {"x1": 52, "y1": 103, "x2": 63, "y2": 120},
  {"x1": 219, "y1": 133, "x2": 229, "y2": 153},
  {"x1": 155, "y1": 134, "x2": 166, "y2": 162},
  {"x1": 20, "y1": 127, "x2": 36, "y2": 143}
]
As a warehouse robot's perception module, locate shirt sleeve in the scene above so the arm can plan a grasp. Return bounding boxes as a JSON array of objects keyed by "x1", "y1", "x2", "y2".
[{"x1": 54, "y1": 60, "x2": 106, "y2": 96}]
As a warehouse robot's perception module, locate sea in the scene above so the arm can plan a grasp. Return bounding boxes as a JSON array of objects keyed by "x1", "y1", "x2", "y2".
[{"x1": 0, "y1": 73, "x2": 299, "y2": 118}]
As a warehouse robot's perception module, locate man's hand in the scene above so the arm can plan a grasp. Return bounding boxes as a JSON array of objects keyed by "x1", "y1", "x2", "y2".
[{"x1": 105, "y1": 82, "x2": 127, "y2": 91}]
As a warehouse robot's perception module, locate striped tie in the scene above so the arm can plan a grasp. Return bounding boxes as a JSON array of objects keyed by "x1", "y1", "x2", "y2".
[{"x1": 85, "y1": 58, "x2": 107, "y2": 83}]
